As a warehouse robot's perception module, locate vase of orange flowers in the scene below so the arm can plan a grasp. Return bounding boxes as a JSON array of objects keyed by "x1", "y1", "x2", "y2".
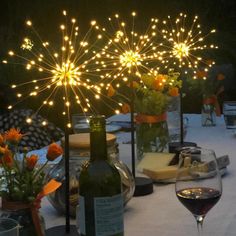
[
  {"x1": 0, "y1": 128, "x2": 63, "y2": 236},
  {"x1": 189, "y1": 70, "x2": 225, "y2": 126},
  {"x1": 202, "y1": 95, "x2": 217, "y2": 126},
  {"x1": 134, "y1": 71, "x2": 181, "y2": 160}
]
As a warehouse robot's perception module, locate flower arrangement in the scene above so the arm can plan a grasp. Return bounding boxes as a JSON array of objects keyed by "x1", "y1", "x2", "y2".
[
  {"x1": 107, "y1": 70, "x2": 181, "y2": 156},
  {"x1": 187, "y1": 69, "x2": 225, "y2": 126},
  {"x1": 133, "y1": 70, "x2": 181, "y2": 115},
  {"x1": 190, "y1": 69, "x2": 225, "y2": 98},
  {"x1": 107, "y1": 69, "x2": 181, "y2": 115},
  {"x1": 188, "y1": 69, "x2": 225, "y2": 112},
  {"x1": 0, "y1": 128, "x2": 63, "y2": 203},
  {"x1": 134, "y1": 71, "x2": 181, "y2": 155}
]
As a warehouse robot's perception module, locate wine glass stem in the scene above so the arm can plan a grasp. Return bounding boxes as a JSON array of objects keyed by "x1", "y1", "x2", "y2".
[{"x1": 196, "y1": 216, "x2": 204, "y2": 236}]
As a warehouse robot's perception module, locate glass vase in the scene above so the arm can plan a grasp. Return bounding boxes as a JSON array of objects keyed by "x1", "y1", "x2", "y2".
[
  {"x1": 136, "y1": 113, "x2": 169, "y2": 161},
  {"x1": 167, "y1": 96, "x2": 181, "y2": 142},
  {"x1": 46, "y1": 133, "x2": 135, "y2": 217},
  {"x1": 0, "y1": 199, "x2": 45, "y2": 236},
  {"x1": 201, "y1": 103, "x2": 216, "y2": 127}
]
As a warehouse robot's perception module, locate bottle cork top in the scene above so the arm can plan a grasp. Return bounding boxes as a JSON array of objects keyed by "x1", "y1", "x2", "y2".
[{"x1": 61, "y1": 133, "x2": 117, "y2": 149}]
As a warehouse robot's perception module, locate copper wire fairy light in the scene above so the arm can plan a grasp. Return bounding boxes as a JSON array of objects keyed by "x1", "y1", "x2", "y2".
[
  {"x1": 158, "y1": 13, "x2": 218, "y2": 76},
  {"x1": 156, "y1": 13, "x2": 218, "y2": 146},
  {"x1": 2, "y1": 10, "x2": 107, "y2": 127},
  {"x1": 2, "y1": 11, "x2": 119, "y2": 235},
  {"x1": 90, "y1": 12, "x2": 167, "y2": 182},
  {"x1": 91, "y1": 12, "x2": 165, "y2": 88}
]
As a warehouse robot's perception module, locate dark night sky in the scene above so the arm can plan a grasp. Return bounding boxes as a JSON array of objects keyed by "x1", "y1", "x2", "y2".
[
  {"x1": 1, "y1": 0, "x2": 236, "y2": 64},
  {"x1": 1, "y1": 0, "x2": 235, "y2": 63},
  {"x1": 0, "y1": 0, "x2": 236, "y2": 120},
  {"x1": 1, "y1": 0, "x2": 236, "y2": 42}
]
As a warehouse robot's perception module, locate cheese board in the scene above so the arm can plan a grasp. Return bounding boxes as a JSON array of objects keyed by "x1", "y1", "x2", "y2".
[{"x1": 137, "y1": 152, "x2": 230, "y2": 183}]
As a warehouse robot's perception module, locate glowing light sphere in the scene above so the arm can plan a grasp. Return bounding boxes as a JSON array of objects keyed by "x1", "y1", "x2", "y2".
[
  {"x1": 158, "y1": 13, "x2": 218, "y2": 76},
  {"x1": 2, "y1": 11, "x2": 105, "y2": 127},
  {"x1": 120, "y1": 50, "x2": 142, "y2": 68},
  {"x1": 92, "y1": 12, "x2": 165, "y2": 87}
]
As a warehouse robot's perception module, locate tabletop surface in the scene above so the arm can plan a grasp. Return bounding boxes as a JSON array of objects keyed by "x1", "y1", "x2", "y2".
[{"x1": 41, "y1": 114, "x2": 236, "y2": 236}]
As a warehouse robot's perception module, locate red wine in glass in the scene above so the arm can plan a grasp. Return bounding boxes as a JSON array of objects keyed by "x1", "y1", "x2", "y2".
[
  {"x1": 176, "y1": 187, "x2": 221, "y2": 217},
  {"x1": 175, "y1": 147, "x2": 222, "y2": 236}
]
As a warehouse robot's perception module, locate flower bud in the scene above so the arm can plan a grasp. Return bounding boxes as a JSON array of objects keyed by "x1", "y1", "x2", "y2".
[{"x1": 46, "y1": 143, "x2": 63, "y2": 161}]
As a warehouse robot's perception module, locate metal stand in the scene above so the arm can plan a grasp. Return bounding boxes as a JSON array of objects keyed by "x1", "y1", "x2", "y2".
[
  {"x1": 46, "y1": 128, "x2": 79, "y2": 236},
  {"x1": 46, "y1": 225, "x2": 79, "y2": 236},
  {"x1": 130, "y1": 79, "x2": 153, "y2": 197},
  {"x1": 168, "y1": 87, "x2": 196, "y2": 154}
]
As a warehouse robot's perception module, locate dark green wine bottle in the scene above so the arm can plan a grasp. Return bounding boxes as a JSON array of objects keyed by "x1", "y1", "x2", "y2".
[{"x1": 78, "y1": 115, "x2": 124, "y2": 236}]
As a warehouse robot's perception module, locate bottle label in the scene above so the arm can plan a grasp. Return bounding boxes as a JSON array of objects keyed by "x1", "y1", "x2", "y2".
[
  {"x1": 78, "y1": 196, "x2": 86, "y2": 235},
  {"x1": 94, "y1": 194, "x2": 124, "y2": 236},
  {"x1": 78, "y1": 194, "x2": 124, "y2": 236}
]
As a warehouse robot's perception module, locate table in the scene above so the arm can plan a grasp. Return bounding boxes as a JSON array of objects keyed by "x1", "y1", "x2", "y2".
[{"x1": 41, "y1": 114, "x2": 236, "y2": 236}]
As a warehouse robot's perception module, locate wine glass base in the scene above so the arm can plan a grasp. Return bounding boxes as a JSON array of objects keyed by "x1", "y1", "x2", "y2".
[
  {"x1": 133, "y1": 176, "x2": 153, "y2": 196},
  {"x1": 46, "y1": 225, "x2": 79, "y2": 236}
]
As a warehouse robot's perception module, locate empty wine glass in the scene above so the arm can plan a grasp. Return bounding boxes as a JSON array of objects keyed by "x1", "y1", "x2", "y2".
[{"x1": 175, "y1": 147, "x2": 222, "y2": 235}]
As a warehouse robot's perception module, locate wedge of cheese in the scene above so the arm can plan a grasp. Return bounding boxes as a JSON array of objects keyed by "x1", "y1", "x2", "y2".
[
  {"x1": 143, "y1": 165, "x2": 179, "y2": 180},
  {"x1": 137, "y1": 152, "x2": 175, "y2": 172},
  {"x1": 142, "y1": 159, "x2": 212, "y2": 181}
]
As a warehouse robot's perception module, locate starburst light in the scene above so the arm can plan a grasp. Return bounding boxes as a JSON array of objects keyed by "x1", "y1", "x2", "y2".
[
  {"x1": 92, "y1": 12, "x2": 165, "y2": 89},
  {"x1": 158, "y1": 13, "x2": 218, "y2": 78},
  {"x1": 2, "y1": 11, "x2": 107, "y2": 127}
]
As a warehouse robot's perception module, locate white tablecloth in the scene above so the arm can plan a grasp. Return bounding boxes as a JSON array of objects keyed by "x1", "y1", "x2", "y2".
[{"x1": 41, "y1": 114, "x2": 236, "y2": 235}]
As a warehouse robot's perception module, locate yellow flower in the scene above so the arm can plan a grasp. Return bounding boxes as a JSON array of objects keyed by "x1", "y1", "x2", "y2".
[
  {"x1": 46, "y1": 142, "x2": 63, "y2": 161},
  {"x1": 4, "y1": 128, "x2": 23, "y2": 144},
  {"x1": 140, "y1": 74, "x2": 153, "y2": 87}
]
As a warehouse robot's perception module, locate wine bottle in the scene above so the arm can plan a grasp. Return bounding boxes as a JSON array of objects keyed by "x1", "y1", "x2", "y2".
[{"x1": 77, "y1": 115, "x2": 124, "y2": 236}]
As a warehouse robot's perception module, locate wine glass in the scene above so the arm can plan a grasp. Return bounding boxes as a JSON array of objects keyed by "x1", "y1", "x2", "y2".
[{"x1": 175, "y1": 147, "x2": 222, "y2": 235}]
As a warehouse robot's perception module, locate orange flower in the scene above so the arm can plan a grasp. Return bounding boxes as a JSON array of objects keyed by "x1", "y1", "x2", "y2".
[
  {"x1": 206, "y1": 59, "x2": 214, "y2": 66},
  {"x1": 0, "y1": 148, "x2": 13, "y2": 168},
  {"x1": 4, "y1": 128, "x2": 23, "y2": 144},
  {"x1": 128, "y1": 81, "x2": 139, "y2": 89},
  {"x1": 217, "y1": 73, "x2": 225, "y2": 81},
  {"x1": 168, "y1": 87, "x2": 179, "y2": 97},
  {"x1": 46, "y1": 143, "x2": 63, "y2": 161},
  {"x1": 196, "y1": 70, "x2": 208, "y2": 79},
  {"x1": 107, "y1": 85, "x2": 116, "y2": 97},
  {"x1": 152, "y1": 80, "x2": 164, "y2": 91},
  {"x1": 0, "y1": 134, "x2": 4, "y2": 146},
  {"x1": 121, "y1": 103, "x2": 130, "y2": 114},
  {"x1": 152, "y1": 74, "x2": 166, "y2": 91},
  {"x1": 0, "y1": 146, "x2": 6, "y2": 156},
  {"x1": 26, "y1": 154, "x2": 38, "y2": 170}
]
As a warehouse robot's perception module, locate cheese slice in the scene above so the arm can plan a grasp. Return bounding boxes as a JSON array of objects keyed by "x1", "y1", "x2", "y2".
[
  {"x1": 137, "y1": 152, "x2": 175, "y2": 172},
  {"x1": 143, "y1": 161, "x2": 211, "y2": 181},
  {"x1": 143, "y1": 165, "x2": 179, "y2": 180}
]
